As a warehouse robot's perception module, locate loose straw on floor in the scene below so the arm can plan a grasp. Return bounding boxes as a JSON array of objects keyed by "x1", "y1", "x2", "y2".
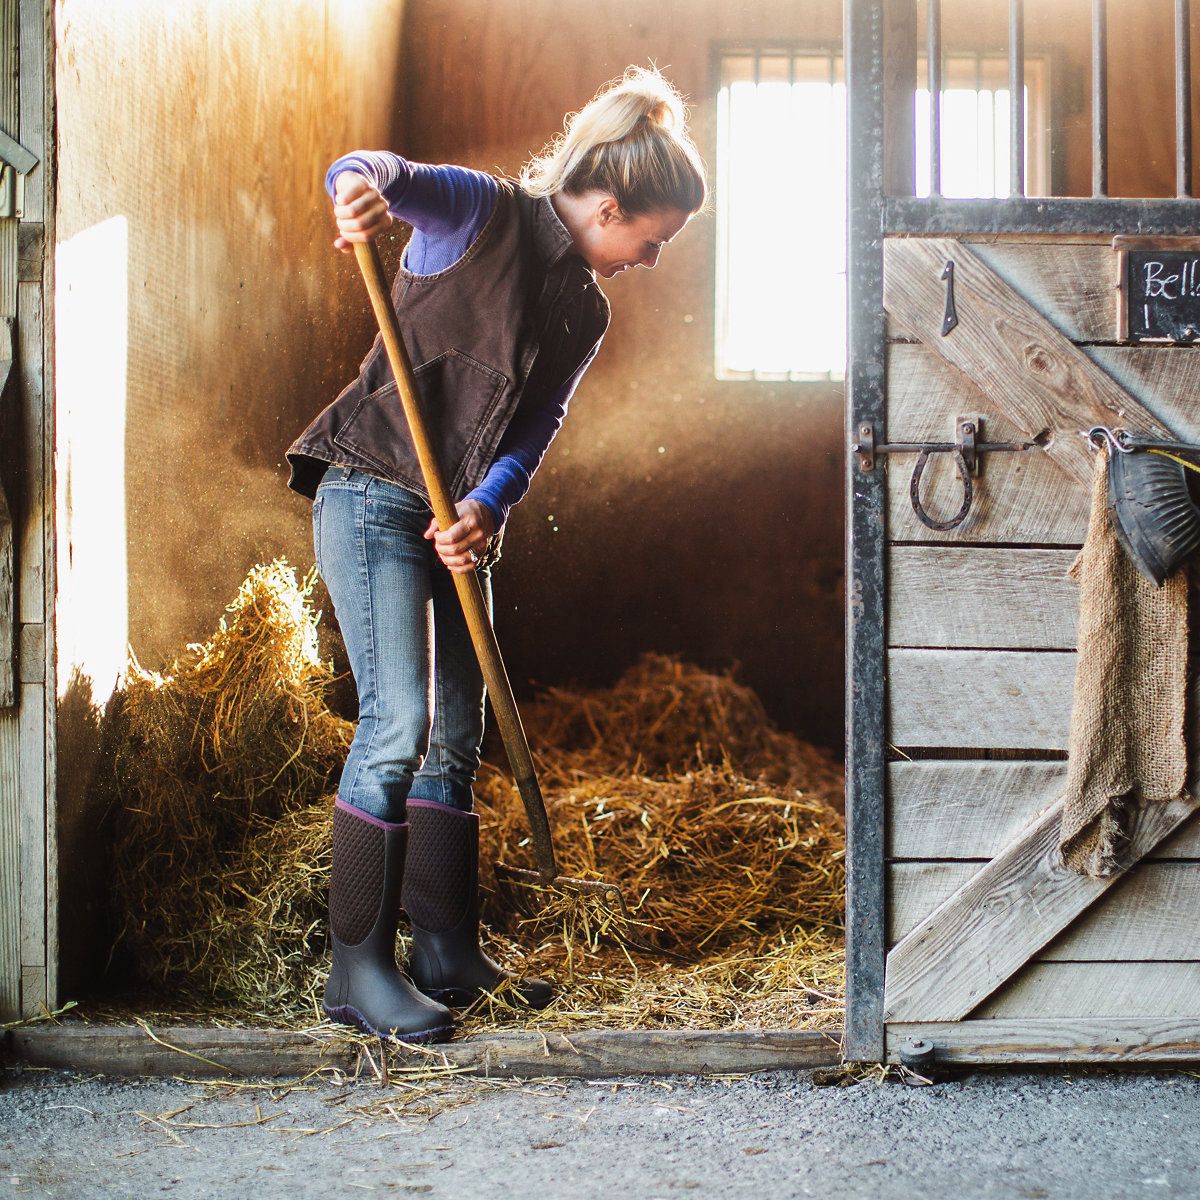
[{"x1": 100, "y1": 562, "x2": 846, "y2": 1034}]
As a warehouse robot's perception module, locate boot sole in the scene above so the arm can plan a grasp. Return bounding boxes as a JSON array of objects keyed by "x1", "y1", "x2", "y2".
[{"x1": 322, "y1": 1002, "x2": 455, "y2": 1043}]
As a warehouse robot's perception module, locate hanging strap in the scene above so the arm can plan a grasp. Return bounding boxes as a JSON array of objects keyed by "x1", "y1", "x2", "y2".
[{"x1": 1148, "y1": 448, "x2": 1200, "y2": 477}]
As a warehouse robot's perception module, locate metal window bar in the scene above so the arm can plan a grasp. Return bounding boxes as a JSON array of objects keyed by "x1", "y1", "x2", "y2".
[
  {"x1": 1009, "y1": 0, "x2": 1024, "y2": 197},
  {"x1": 876, "y1": 0, "x2": 1200, "y2": 233},
  {"x1": 927, "y1": 0, "x2": 942, "y2": 196},
  {"x1": 1178, "y1": 0, "x2": 1192, "y2": 197},
  {"x1": 973, "y1": 52, "x2": 984, "y2": 193},
  {"x1": 1092, "y1": 0, "x2": 1107, "y2": 196}
]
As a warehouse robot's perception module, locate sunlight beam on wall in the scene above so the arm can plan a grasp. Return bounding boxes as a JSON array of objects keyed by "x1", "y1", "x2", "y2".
[{"x1": 55, "y1": 215, "x2": 129, "y2": 707}]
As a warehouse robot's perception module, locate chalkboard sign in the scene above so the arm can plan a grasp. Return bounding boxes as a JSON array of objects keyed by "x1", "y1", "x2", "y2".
[{"x1": 1115, "y1": 236, "x2": 1200, "y2": 343}]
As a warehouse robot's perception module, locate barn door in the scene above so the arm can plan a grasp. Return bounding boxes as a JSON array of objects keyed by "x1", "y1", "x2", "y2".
[
  {"x1": 0, "y1": 0, "x2": 54, "y2": 1023},
  {"x1": 845, "y1": 0, "x2": 1200, "y2": 1065}
]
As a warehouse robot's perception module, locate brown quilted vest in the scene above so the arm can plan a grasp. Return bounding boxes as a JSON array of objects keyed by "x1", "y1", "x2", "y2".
[{"x1": 286, "y1": 179, "x2": 610, "y2": 501}]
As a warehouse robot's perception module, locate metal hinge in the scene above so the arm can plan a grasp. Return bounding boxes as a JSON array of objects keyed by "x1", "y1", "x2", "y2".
[
  {"x1": 898, "y1": 1036, "x2": 936, "y2": 1069},
  {"x1": 0, "y1": 128, "x2": 37, "y2": 220},
  {"x1": 852, "y1": 416, "x2": 1038, "y2": 531}
]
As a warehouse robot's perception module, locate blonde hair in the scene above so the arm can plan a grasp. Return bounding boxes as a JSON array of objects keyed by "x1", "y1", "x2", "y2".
[{"x1": 521, "y1": 66, "x2": 707, "y2": 216}]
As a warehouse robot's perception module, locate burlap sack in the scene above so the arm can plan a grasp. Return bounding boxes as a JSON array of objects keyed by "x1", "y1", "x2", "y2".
[{"x1": 1057, "y1": 450, "x2": 1189, "y2": 876}]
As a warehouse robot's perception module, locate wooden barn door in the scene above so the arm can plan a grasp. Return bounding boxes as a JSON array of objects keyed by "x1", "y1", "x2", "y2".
[
  {"x1": 845, "y1": 0, "x2": 1200, "y2": 1065},
  {"x1": 879, "y1": 238, "x2": 1200, "y2": 1063},
  {"x1": 0, "y1": 0, "x2": 54, "y2": 1022}
]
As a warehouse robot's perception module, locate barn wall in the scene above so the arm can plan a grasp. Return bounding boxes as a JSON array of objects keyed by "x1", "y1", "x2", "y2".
[
  {"x1": 52, "y1": 0, "x2": 1194, "y2": 765},
  {"x1": 48, "y1": 0, "x2": 1200, "y2": 916},
  {"x1": 53, "y1": 0, "x2": 408, "y2": 993},
  {"x1": 400, "y1": 0, "x2": 847, "y2": 747},
  {"x1": 56, "y1": 0, "x2": 408, "y2": 675}
]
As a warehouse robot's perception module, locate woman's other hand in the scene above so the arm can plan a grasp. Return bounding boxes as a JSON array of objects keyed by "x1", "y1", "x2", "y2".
[
  {"x1": 424, "y1": 500, "x2": 497, "y2": 573},
  {"x1": 332, "y1": 171, "x2": 393, "y2": 252}
]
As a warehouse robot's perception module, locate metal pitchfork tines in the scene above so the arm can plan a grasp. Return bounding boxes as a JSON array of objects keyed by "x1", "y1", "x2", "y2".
[
  {"x1": 489, "y1": 757, "x2": 634, "y2": 917},
  {"x1": 350, "y1": 241, "x2": 632, "y2": 919}
]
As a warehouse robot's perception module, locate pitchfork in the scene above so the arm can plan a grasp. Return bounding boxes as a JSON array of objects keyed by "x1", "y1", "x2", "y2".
[{"x1": 352, "y1": 241, "x2": 630, "y2": 918}]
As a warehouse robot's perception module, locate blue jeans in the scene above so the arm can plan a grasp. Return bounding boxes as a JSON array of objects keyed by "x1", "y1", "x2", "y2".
[{"x1": 313, "y1": 466, "x2": 491, "y2": 821}]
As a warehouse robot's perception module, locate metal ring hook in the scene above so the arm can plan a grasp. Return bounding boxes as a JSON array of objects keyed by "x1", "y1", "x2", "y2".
[
  {"x1": 1086, "y1": 425, "x2": 1135, "y2": 454},
  {"x1": 909, "y1": 446, "x2": 974, "y2": 531}
]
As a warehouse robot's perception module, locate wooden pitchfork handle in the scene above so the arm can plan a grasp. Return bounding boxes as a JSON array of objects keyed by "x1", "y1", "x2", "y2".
[{"x1": 351, "y1": 241, "x2": 560, "y2": 883}]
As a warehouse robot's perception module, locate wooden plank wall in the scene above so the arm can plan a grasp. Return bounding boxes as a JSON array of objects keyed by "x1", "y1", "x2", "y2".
[
  {"x1": 885, "y1": 237, "x2": 1200, "y2": 1025},
  {"x1": 51, "y1": 0, "x2": 408, "y2": 1002},
  {"x1": 0, "y1": 0, "x2": 50, "y2": 1021},
  {"x1": 55, "y1": 0, "x2": 410, "y2": 670}
]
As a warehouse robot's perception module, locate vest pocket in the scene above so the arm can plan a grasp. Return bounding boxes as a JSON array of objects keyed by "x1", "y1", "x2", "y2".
[{"x1": 331, "y1": 349, "x2": 509, "y2": 494}]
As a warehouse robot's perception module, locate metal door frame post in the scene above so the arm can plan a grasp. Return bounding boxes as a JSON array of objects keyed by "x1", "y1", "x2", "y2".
[{"x1": 843, "y1": 0, "x2": 888, "y2": 1064}]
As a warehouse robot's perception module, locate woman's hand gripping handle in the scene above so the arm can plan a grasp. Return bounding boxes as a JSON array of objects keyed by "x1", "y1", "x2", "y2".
[
  {"x1": 331, "y1": 171, "x2": 393, "y2": 252},
  {"x1": 424, "y1": 501, "x2": 496, "y2": 574}
]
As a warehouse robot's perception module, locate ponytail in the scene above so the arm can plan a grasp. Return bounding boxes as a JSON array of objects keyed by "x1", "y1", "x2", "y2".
[{"x1": 521, "y1": 66, "x2": 707, "y2": 216}]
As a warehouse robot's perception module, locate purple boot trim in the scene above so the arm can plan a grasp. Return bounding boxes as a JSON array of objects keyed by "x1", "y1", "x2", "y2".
[{"x1": 334, "y1": 795, "x2": 405, "y2": 831}]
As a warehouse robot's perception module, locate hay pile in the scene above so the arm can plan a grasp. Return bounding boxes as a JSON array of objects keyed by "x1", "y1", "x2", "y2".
[
  {"x1": 498, "y1": 654, "x2": 845, "y2": 792},
  {"x1": 106, "y1": 562, "x2": 351, "y2": 1009},
  {"x1": 104, "y1": 562, "x2": 845, "y2": 1031}
]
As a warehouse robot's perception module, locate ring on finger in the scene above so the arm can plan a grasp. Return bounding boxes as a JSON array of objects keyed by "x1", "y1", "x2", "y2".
[{"x1": 468, "y1": 549, "x2": 480, "y2": 564}]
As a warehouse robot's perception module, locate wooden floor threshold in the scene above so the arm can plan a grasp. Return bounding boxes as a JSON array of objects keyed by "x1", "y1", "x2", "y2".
[
  {"x1": 4, "y1": 1024, "x2": 845, "y2": 1079},
  {"x1": 887, "y1": 1019, "x2": 1200, "y2": 1065}
]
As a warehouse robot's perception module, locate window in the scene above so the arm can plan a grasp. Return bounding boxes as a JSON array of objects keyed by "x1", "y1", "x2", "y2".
[
  {"x1": 715, "y1": 49, "x2": 1049, "y2": 380},
  {"x1": 915, "y1": 55, "x2": 1049, "y2": 198},
  {"x1": 716, "y1": 52, "x2": 846, "y2": 381}
]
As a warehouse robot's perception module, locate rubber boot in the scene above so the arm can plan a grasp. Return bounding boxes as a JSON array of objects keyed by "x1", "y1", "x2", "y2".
[
  {"x1": 403, "y1": 798, "x2": 554, "y2": 1009},
  {"x1": 322, "y1": 798, "x2": 455, "y2": 1042}
]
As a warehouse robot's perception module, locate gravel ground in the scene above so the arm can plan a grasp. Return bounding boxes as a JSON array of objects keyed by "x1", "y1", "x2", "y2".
[{"x1": 3, "y1": 1062, "x2": 1200, "y2": 1199}]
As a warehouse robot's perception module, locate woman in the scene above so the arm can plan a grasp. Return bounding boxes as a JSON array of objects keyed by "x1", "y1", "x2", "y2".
[{"x1": 286, "y1": 66, "x2": 706, "y2": 1042}]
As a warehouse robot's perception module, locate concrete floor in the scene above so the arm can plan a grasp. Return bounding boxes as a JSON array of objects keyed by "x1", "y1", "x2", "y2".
[{"x1": 3, "y1": 1062, "x2": 1200, "y2": 1199}]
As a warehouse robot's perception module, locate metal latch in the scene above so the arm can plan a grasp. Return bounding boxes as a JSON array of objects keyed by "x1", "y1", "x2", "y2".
[
  {"x1": 852, "y1": 417, "x2": 1038, "y2": 531},
  {"x1": 0, "y1": 128, "x2": 37, "y2": 220}
]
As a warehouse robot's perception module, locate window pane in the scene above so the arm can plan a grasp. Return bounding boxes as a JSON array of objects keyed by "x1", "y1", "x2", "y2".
[{"x1": 717, "y1": 57, "x2": 846, "y2": 380}]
